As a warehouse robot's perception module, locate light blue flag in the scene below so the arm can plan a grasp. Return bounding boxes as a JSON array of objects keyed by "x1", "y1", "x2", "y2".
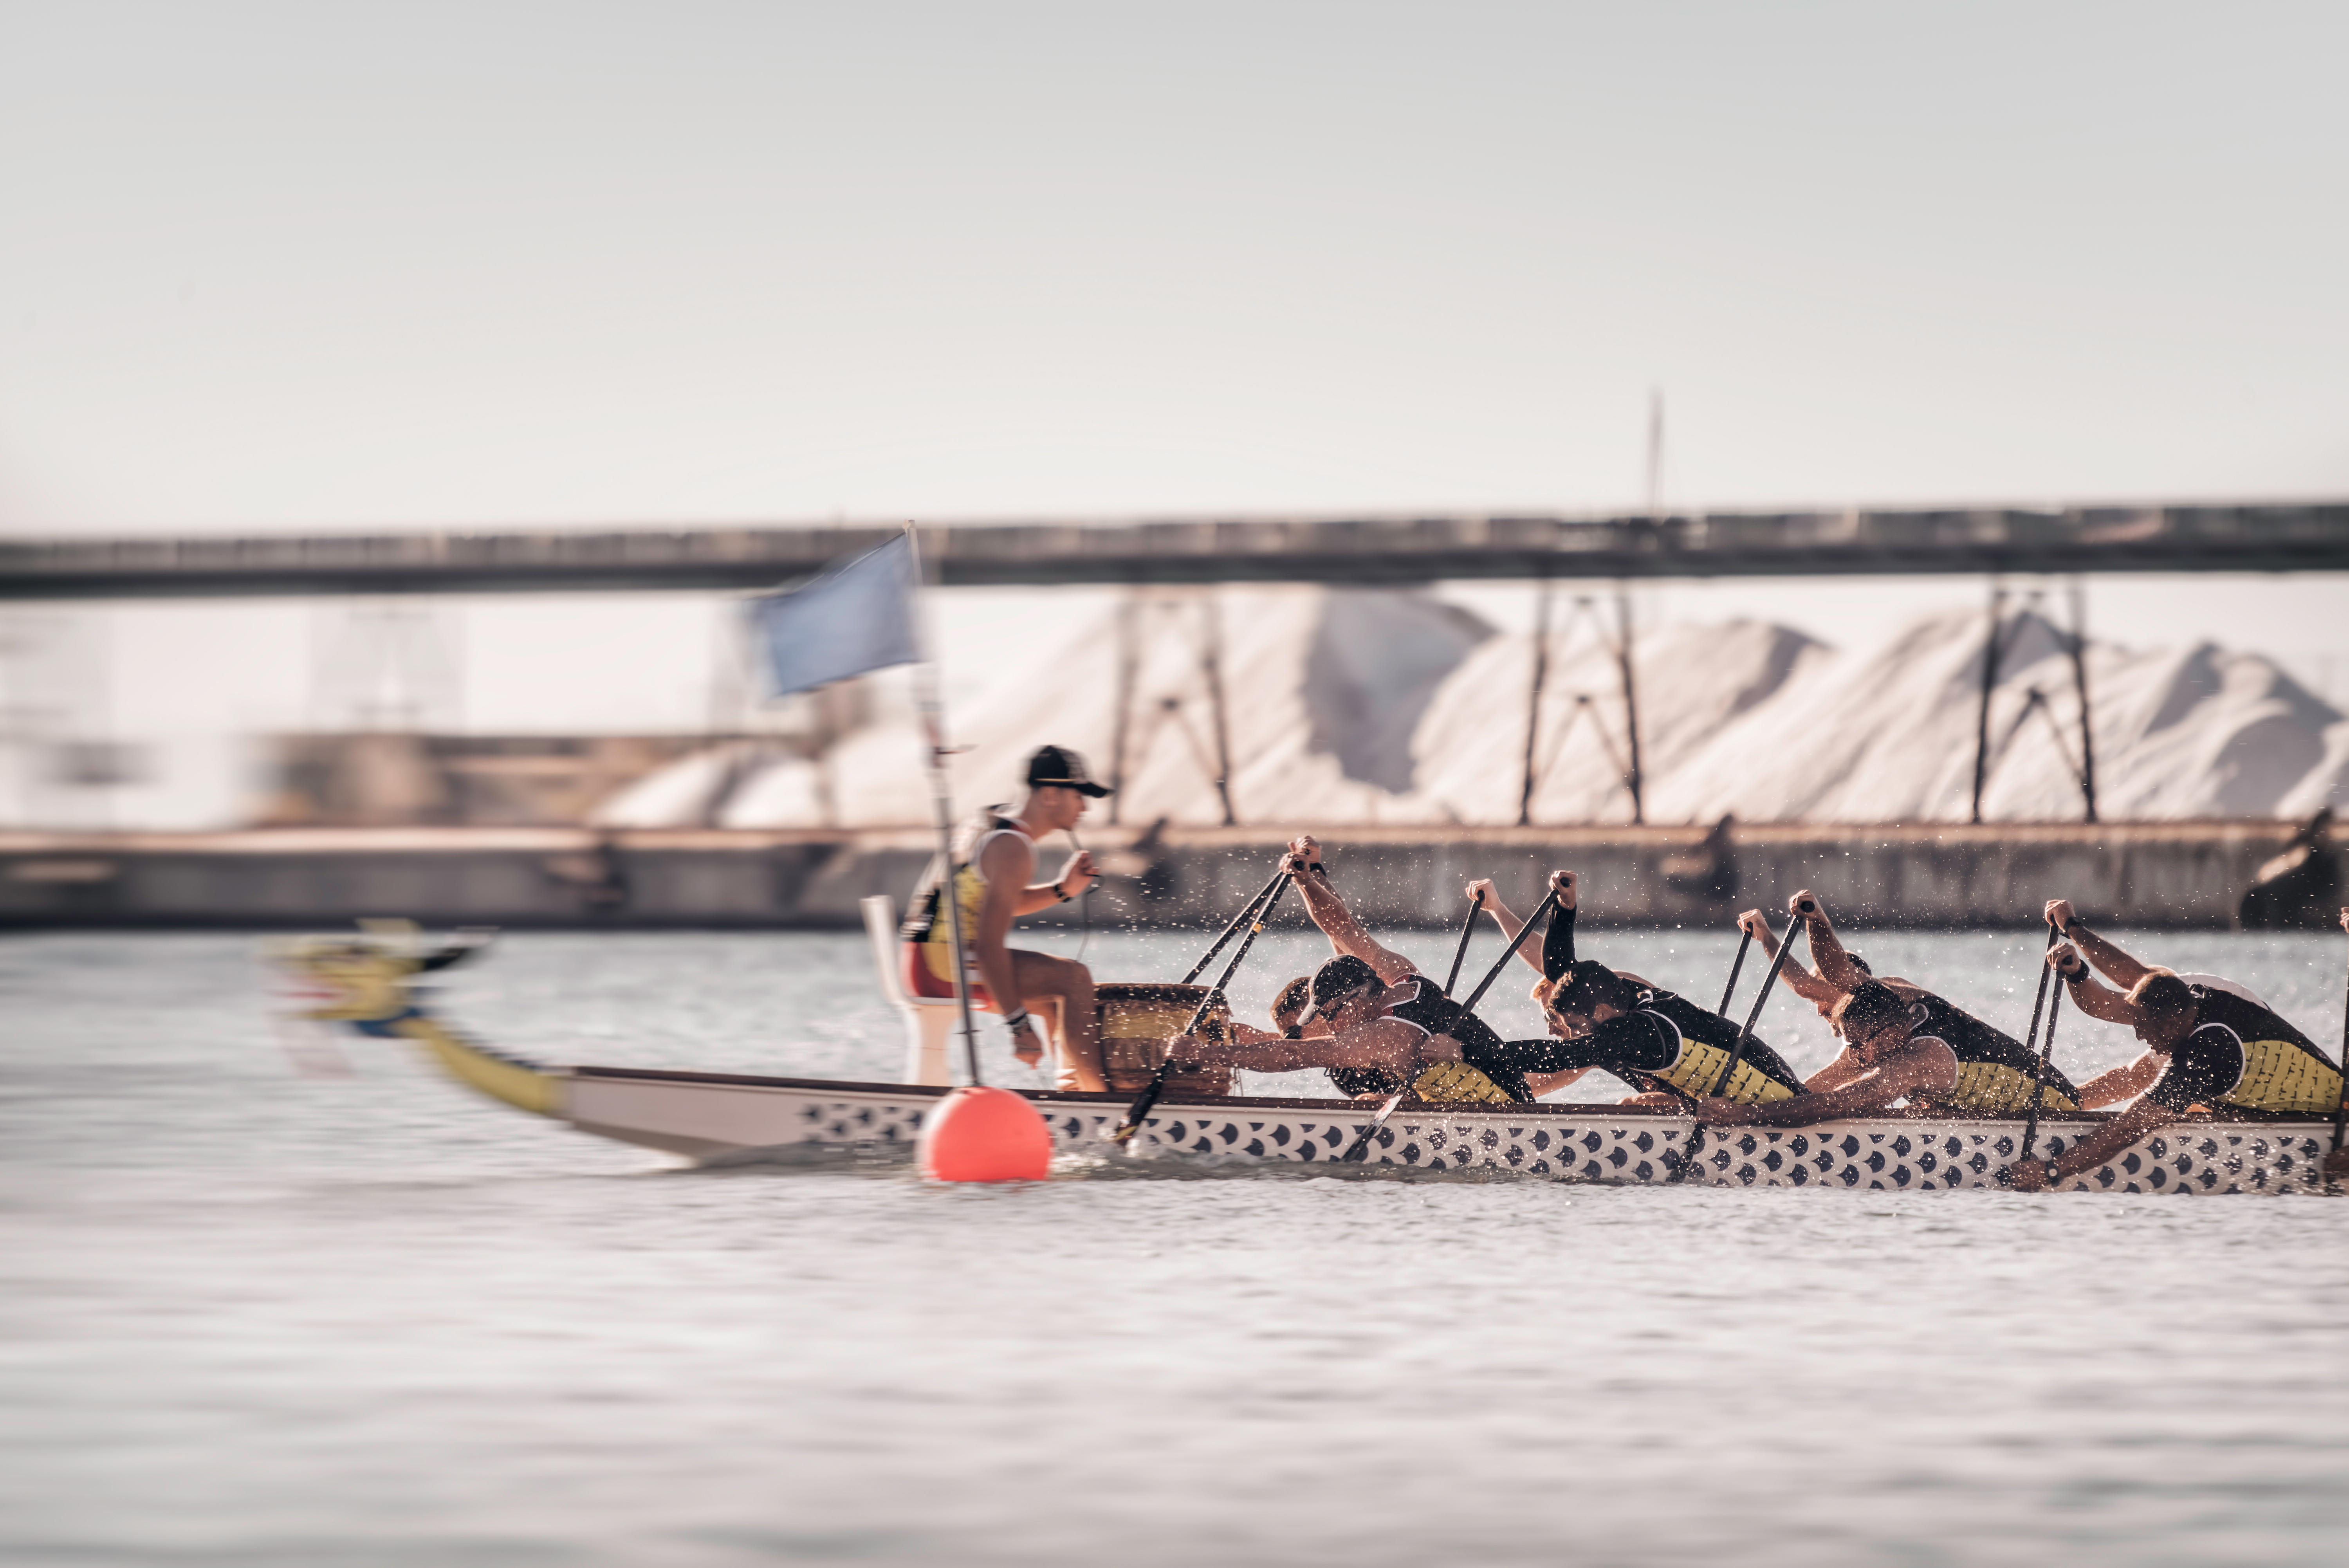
[{"x1": 750, "y1": 532, "x2": 924, "y2": 696}]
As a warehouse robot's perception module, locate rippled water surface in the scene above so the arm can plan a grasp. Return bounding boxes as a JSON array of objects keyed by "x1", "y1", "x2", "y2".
[{"x1": 4, "y1": 926, "x2": 2345, "y2": 1567}]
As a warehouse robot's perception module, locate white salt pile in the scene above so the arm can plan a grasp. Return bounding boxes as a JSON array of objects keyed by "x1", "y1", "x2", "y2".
[{"x1": 601, "y1": 590, "x2": 2346, "y2": 827}]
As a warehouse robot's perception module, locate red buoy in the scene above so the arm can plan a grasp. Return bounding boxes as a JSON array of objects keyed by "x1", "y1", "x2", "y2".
[{"x1": 917, "y1": 1086, "x2": 1052, "y2": 1182}]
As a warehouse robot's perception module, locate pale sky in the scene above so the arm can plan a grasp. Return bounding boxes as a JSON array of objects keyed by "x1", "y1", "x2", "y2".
[
  {"x1": 4, "y1": 0, "x2": 2345, "y2": 531},
  {"x1": 3, "y1": 3, "x2": 2345, "y2": 827}
]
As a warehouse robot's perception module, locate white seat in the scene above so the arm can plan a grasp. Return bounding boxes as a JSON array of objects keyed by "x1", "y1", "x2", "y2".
[{"x1": 861, "y1": 894, "x2": 987, "y2": 1086}]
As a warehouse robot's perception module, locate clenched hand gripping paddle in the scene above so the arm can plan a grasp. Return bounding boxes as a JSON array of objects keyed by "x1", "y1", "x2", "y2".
[
  {"x1": 1110, "y1": 874, "x2": 1289, "y2": 1144},
  {"x1": 1342, "y1": 886, "x2": 1561, "y2": 1165}
]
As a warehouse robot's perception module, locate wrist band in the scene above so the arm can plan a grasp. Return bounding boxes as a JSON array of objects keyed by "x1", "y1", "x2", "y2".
[
  {"x1": 1003, "y1": 1010, "x2": 1031, "y2": 1031},
  {"x1": 1054, "y1": 884, "x2": 1073, "y2": 902}
]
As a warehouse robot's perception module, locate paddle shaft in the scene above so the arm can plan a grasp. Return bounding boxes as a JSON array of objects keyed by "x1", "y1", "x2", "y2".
[
  {"x1": 1180, "y1": 868, "x2": 1291, "y2": 985},
  {"x1": 2018, "y1": 967, "x2": 2068, "y2": 1165},
  {"x1": 1340, "y1": 1088, "x2": 1408, "y2": 1164},
  {"x1": 1717, "y1": 929, "x2": 1754, "y2": 1017},
  {"x1": 1460, "y1": 887, "x2": 1561, "y2": 1015},
  {"x1": 1111, "y1": 874, "x2": 1290, "y2": 1142},
  {"x1": 1339, "y1": 888, "x2": 1553, "y2": 1164},
  {"x1": 2013, "y1": 924, "x2": 2065, "y2": 1163},
  {"x1": 1706, "y1": 914, "x2": 1798, "y2": 1099},
  {"x1": 1442, "y1": 890, "x2": 1483, "y2": 997},
  {"x1": 1674, "y1": 913, "x2": 1801, "y2": 1182}
]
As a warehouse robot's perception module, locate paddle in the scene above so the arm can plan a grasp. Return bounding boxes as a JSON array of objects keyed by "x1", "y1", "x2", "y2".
[
  {"x1": 1342, "y1": 886, "x2": 1562, "y2": 1164},
  {"x1": 2017, "y1": 953, "x2": 2069, "y2": 1172},
  {"x1": 1717, "y1": 926, "x2": 1754, "y2": 1017},
  {"x1": 1672, "y1": 910, "x2": 1802, "y2": 1184},
  {"x1": 1442, "y1": 889, "x2": 1483, "y2": 997},
  {"x1": 2012, "y1": 922, "x2": 2066, "y2": 1169},
  {"x1": 1109, "y1": 873, "x2": 1290, "y2": 1144},
  {"x1": 1179, "y1": 867, "x2": 1291, "y2": 985}
]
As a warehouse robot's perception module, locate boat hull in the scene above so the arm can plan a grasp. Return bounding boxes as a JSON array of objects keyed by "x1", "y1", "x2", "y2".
[{"x1": 556, "y1": 1066, "x2": 2333, "y2": 1196}]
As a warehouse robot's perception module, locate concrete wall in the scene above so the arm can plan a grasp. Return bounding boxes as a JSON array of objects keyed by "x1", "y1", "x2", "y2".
[{"x1": 0, "y1": 821, "x2": 2312, "y2": 931}]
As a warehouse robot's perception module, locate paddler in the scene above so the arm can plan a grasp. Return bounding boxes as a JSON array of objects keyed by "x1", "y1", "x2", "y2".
[
  {"x1": 1171, "y1": 952, "x2": 1525, "y2": 1105},
  {"x1": 1725, "y1": 891, "x2": 2084, "y2": 1116},
  {"x1": 1465, "y1": 870, "x2": 1806, "y2": 1107},
  {"x1": 2006, "y1": 901, "x2": 2347, "y2": 1191},
  {"x1": 1694, "y1": 890, "x2": 2080, "y2": 1128},
  {"x1": 898, "y1": 744, "x2": 1108, "y2": 1090},
  {"x1": 1191, "y1": 837, "x2": 1525, "y2": 1103}
]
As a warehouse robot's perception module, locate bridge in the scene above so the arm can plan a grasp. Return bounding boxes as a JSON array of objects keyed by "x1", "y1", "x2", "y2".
[{"x1": 3, "y1": 501, "x2": 2344, "y2": 597}]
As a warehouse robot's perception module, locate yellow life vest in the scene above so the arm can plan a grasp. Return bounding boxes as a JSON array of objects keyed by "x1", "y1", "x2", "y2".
[
  {"x1": 1409, "y1": 1059, "x2": 1517, "y2": 1105},
  {"x1": 907, "y1": 818, "x2": 1030, "y2": 985},
  {"x1": 1645, "y1": 1037, "x2": 1799, "y2": 1105},
  {"x1": 1938, "y1": 1060, "x2": 2079, "y2": 1115},
  {"x1": 2222, "y1": 1036, "x2": 2343, "y2": 1116}
]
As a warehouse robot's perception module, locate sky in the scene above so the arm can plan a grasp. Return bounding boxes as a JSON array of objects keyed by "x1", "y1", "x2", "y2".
[
  {"x1": 4, "y1": 0, "x2": 2345, "y2": 529},
  {"x1": 1, "y1": 2, "x2": 2344, "y2": 826}
]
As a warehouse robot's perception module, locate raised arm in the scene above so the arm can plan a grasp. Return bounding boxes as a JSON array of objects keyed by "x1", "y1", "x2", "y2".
[
  {"x1": 1285, "y1": 837, "x2": 1418, "y2": 984},
  {"x1": 2049, "y1": 941, "x2": 2140, "y2": 1025},
  {"x1": 2043, "y1": 899, "x2": 2152, "y2": 989},
  {"x1": 1739, "y1": 906, "x2": 1837, "y2": 1008},
  {"x1": 1790, "y1": 890, "x2": 1867, "y2": 993},
  {"x1": 1541, "y1": 872, "x2": 1577, "y2": 982},
  {"x1": 1468, "y1": 869, "x2": 1574, "y2": 980}
]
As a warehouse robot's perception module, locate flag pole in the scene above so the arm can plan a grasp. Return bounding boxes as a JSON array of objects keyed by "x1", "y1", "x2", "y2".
[{"x1": 904, "y1": 524, "x2": 983, "y2": 1087}]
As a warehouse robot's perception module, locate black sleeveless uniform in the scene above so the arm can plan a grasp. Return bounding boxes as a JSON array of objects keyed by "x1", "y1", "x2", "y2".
[
  {"x1": 1478, "y1": 904, "x2": 1802, "y2": 1104},
  {"x1": 2145, "y1": 984, "x2": 2341, "y2": 1119},
  {"x1": 1903, "y1": 991, "x2": 2081, "y2": 1114},
  {"x1": 1324, "y1": 977, "x2": 1522, "y2": 1101},
  {"x1": 1482, "y1": 986, "x2": 1805, "y2": 1105}
]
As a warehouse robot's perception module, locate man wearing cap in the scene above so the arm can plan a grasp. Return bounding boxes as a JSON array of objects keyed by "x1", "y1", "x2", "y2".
[{"x1": 900, "y1": 745, "x2": 1108, "y2": 1090}]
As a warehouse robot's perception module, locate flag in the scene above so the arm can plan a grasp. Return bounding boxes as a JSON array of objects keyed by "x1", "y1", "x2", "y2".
[{"x1": 749, "y1": 532, "x2": 924, "y2": 697}]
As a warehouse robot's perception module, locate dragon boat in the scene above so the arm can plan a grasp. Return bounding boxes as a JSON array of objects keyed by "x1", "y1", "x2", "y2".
[{"x1": 272, "y1": 924, "x2": 2340, "y2": 1196}]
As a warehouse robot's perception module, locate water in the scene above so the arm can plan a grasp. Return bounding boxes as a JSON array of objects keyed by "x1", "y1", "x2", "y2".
[{"x1": 4, "y1": 925, "x2": 2345, "y2": 1567}]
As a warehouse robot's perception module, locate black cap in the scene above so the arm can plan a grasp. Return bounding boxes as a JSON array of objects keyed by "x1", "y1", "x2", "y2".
[
  {"x1": 1025, "y1": 744, "x2": 1111, "y2": 798},
  {"x1": 1302, "y1": 955, "x2": 1380, "y2": 1023}
]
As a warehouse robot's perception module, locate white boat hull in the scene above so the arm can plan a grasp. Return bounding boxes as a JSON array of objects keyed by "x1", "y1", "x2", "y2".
[{"x1": 559, "y1": 1066, "x2": 2335, "y2": 1196}]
